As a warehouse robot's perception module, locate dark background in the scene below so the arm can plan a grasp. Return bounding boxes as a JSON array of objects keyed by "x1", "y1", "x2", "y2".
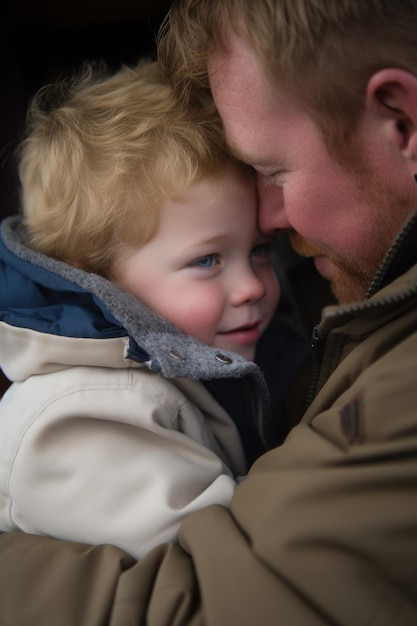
[
  {"x1": 0, "y1": 0, "x2": 173, "y2": 220},
  {"x1": 0, "y1": 0, "x2": 173, "y2": 396}
]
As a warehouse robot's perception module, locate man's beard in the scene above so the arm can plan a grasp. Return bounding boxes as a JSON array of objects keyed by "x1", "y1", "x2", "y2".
[
  {"x1": 288, "y1": 157, "x2": 416, "y2": 304},
  {"x1": 289, "y1": 231, "x2": 374, "y2": 303}
]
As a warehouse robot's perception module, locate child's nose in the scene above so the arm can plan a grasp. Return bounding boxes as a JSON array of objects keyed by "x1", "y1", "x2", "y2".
[{"x1": 230, "y1": 268, "x2": 266, "y2": 306}]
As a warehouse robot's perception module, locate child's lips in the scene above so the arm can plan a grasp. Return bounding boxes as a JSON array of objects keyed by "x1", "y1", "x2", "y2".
[{"x1": 218, "y1": 321, "x2": 261, "y2": 345}]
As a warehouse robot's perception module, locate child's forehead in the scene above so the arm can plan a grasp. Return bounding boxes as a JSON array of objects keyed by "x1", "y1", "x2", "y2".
[{"x1": 157, "y1": 171, "x2": 257, "y2": 234}]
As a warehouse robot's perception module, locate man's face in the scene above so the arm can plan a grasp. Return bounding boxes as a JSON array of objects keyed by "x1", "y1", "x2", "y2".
[{"x1": 208, "y1": 34, "x2": 415, "y2": 303}]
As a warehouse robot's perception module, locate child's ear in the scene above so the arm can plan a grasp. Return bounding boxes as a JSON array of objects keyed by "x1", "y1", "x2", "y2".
[{"x1": 366, "y1": 68, "x2": 417, "y2": 169}]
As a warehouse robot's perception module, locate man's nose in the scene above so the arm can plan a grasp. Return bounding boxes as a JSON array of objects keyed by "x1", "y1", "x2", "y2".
[{"x1": 257, "y1": 176, "x2": 291, "y2": 234}]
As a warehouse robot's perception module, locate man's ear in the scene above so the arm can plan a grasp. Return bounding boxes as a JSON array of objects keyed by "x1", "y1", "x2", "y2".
[{"x1": 366, "y1": 69, "x2": 417, "y2": 165}]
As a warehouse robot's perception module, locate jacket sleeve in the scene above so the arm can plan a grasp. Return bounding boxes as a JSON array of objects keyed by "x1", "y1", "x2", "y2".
[
  {"x1": 0, "y1": 532, "x2": 202, "y2": 626},
  {"x1": 3, "y1": 374, "x2": 239, "y2": 559}
]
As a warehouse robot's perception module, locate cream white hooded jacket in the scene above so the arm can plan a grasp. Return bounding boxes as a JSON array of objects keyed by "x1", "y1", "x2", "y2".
[{"x1": 0, "y1": 217, "x2": 274, "y2": 558}]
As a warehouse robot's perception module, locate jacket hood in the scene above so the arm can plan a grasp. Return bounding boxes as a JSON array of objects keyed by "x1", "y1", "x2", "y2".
[
  {"x1": 0, "y1": 216, "x2": 268, "y2": 386},
  {"x1": 0, "y1": 219, "x2": 126, "y2": 341}
]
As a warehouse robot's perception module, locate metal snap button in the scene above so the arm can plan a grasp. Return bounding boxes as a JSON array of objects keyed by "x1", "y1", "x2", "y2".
[
  {"x1": 215, "y1": 353, "x2": 233, "y2": 364},
  {"x1": 168, "y1": 349, "x2": 185, "y2": 360}
]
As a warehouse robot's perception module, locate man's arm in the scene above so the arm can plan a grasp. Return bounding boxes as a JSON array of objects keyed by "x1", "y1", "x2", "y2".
[{"x1": 0, "y1": 532, "x2": 202, "y2": 626}]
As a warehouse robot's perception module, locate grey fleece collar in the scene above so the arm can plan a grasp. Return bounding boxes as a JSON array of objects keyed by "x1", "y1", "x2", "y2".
[{"x1": 2, "y1": 217, "x2": 267, "y2": 388}]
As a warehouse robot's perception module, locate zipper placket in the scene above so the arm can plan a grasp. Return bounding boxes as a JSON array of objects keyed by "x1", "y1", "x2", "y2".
[
  {"x1": 304, "y1": 324, "x2": 322, "y2": 411},
  {"x1": 304, "y1": 282, "x2": 417, "y2": 412}
]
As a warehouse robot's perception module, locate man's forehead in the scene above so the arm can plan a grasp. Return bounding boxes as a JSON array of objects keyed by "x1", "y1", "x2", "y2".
[
  {"x1": 208, "y1": 37, "x2": 299, "y2": 166},
  {"x1": 208, "y1": 32, "x2": 292, "y2": 121},
  {"x1": 208, "y1": 31, "x2": 259, "y2": 87}
]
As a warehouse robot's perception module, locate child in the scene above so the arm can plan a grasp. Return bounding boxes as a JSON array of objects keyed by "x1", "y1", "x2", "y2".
[{"x1": 0, "y1": 59, "x2": 280, "y2": 558}]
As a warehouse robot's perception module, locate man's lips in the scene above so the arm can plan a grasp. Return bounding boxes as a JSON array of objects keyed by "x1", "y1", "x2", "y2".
[{"x1": 313, "y1": 255, "x2": 338, "y2": 280}]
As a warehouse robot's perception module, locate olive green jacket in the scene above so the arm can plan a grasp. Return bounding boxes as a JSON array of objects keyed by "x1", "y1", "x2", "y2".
[{"x1": 1, "y1": 215, "x2": 417, "y2": 625}]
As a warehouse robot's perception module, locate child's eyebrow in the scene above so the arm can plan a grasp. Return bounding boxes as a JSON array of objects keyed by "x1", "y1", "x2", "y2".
[{"x1": 183, "y1": 234, "x2": 230, "y2": 252}]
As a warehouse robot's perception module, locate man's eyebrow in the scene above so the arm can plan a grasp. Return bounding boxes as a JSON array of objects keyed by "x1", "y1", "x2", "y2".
[{"x1": 228, "y1": 142, "x2": 274, "y2": 169}]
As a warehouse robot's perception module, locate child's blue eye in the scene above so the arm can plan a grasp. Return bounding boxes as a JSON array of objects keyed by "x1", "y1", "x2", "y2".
[{"x1": 192, "y1": 255, "x2": 216, "y2": 268}]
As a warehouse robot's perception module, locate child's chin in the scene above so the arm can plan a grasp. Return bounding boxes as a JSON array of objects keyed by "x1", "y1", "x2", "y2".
[{"x1": 229, "y1": 345, "x2": 256, "y2": 362}]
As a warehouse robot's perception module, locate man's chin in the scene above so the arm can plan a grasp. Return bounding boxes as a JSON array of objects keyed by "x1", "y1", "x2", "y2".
[
  {"x1": 327, "y1": 267, "x2": 369, "y2": 304},
  {"x1": 309, "y1": 256, "x2": 365, "y2": 303},
  {"x1": 290, "y1": 233, "x2": 369, "y2": 304}
]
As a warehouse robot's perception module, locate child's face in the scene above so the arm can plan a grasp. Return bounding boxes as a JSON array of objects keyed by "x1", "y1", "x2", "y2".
[{"x1": 114, "y1": 166, "x2": 280, "y2": 361}]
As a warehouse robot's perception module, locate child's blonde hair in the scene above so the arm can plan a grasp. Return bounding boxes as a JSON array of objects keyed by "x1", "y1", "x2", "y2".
[{"x1": 19, "y1": 59, "x2": 235, "y2": 276}]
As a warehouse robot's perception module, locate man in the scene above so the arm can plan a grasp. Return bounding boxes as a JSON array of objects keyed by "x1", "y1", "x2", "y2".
[{"x1": 1, "y1": 1, "x2": 417, "y2": 624}]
